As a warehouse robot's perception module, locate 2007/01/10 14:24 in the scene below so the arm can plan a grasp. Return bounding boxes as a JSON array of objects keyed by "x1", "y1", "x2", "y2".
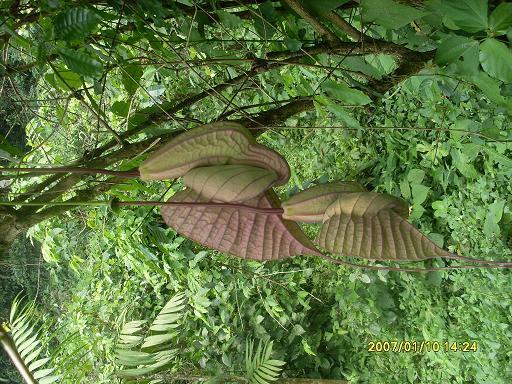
[{"x1": 368, "y1": 340, "x2": 478, "y2": 353}]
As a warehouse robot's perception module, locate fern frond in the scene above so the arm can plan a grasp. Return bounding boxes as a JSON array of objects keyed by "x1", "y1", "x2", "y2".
[
  {"x1": 115, "y1": 292, "x2": 186, "y2": 380},
  {"x1": 1, "y1": 295, "x2": 61, "y2": 384},
  {"x1": 245, "y1": 339, "x2": 285, "y2": 384}
]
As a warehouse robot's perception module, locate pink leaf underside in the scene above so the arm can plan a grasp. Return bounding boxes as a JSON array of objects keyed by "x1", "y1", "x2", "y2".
[
  {"x1": 317, "y1": 192, "x2": 452, "y2": 261},
  {"x1": 138, "y1": 121, "x2": 290, "y2": 185},
  {"x1": 183, "y1": 165, "x2": 278, "y2": 203},
  {"x1": 161, "y1": 188, "x2": 321, "y2": 261},
  {"x1": 282, "y1": 182, "x2": 367, "y2": 222}
]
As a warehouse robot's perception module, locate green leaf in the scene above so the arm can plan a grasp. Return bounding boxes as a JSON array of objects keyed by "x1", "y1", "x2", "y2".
[
  {"x1": 121, "y1": 64, "x2": 143, "y2": 95},
  {"x1": 216, "y1": 10, "x2": 243, "y2": 29},
  {"x1": 184, "y1": 165, "x2": 278, "y2": 203},
  {"x1": 407, "y1": 169, "x2": 425, "y2": 184},
  {"x1": 484, "y1": 147, "x2": 512, "y2": 168},
  {"x1": 411, "y1": 184, "x2": 430, "y2": 206},
  {"x1": 489, "y1": 2, "x2": 512, "y2": 35},
  {"x1": 299, "y1": 0, "x2": 350, "y2": 16},
  {"x1": 321, "y1": 80, "x2": 371, "y2": 105},
  {"x1": 53, "y1": 7, "x2": 100, "y2": 41},
  {"x1": 110, "y1": 101, "x2": 130, "y2": 117},
  {"x1": 483, "y1": 200, "x2": 505, "y2": 237},
  {"x1": 450, "y1": 148, "x2": 479, "y2": 179},
  {"x1": 479, "y1": 38, "x2": 512, "y2": 83},
  {"x1": 435, "y1": 0, "x2": 488, "y2": 33},
  {"x1": 361, "y1": 0, "x2": 426, "y2": 29},
  {"x1": 470, "y1": 71, "x2": 506, "y2": 105},
  {"x1": 325, "y1": 103, "x2": 362, "y2": 127},
  {"x1": 283, "y1": 38, "x2": 302, "y2": 52},
  {"x1": 435, "y1": 35, "x2": 478, "y2": 66},
  {"x1": 57, "y1": 47, "x2": 103, "y2": 78}
]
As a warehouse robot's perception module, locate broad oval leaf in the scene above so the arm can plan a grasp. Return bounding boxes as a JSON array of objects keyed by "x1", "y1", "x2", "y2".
[
  {"x1": 479, "y1": 38, "x2": 512, "y2": 83},
  {"x1": 316, "y1": 192, "x2": 453, "y2": 260},
  {"x1": 161, "y1": 189, "x2": 321, "y2": 261},
  {"x1": 53, "y1": 7, "x2": 100, "y2": 41},
  {"x1": 489, "y1": 3, "x2": 512, "y2": 35},
  {"x1": 361, "y1": 0, "x2": 426, "y2": 29},
  {"x1": 139, "y1": 122, "x2": 290, "y2": 185},
  {"x1": 184, "y1": 165, "x2": 277, "y2": 203},
  {"x1": 282, "y1": 182, "x2": 366, "y2": 222},
  {"x1": 435, "y1": 35, "x2": 478, "y2": 66}
]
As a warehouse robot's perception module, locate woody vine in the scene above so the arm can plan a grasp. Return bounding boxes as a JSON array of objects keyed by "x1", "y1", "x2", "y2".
[{"x1": 2, "y1": 122, "x2": 511, "y2": 272}]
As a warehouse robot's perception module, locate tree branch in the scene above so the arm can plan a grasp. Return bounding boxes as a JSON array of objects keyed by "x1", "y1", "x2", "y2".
[{"x1": 281, "y1": 0, "x2": 340, "y2": 43}]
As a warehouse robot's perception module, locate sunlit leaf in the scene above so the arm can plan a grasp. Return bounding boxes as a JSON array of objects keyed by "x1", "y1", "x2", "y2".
[
  {"x1": 316, "y1": 192, "x2": 454, "y2": 260},
  {"x1": 282, "y1": 182, "x2": 366, "y2": 222},
  {"x1": 161, "y1": 189, "x2": 321, "y2": 261},
  {"x1": 139, "y1": 122, "x2": 290, "y2": 185}
]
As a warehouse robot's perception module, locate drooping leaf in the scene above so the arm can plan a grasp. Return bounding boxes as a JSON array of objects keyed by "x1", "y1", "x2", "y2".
[
  {"x1": 435, "y1": 35, "x2": 478, "y2": 66},
  {"x1": 282, "y1": 182, "x2": 366, "y2": 222},
  {"x1": 321, "y1": 80, "x2": 372, "y2": 105},
  {"x1": 316, "y1": 192, "x2": 454, "y2": 260},
  {"x1": 161, "y1": 189, "x2": 321, "y2": 261},
  {"x1": 57, "y1": 47, "x2": 103, "y2": 78},
  {"x1": 53, "y1": 7, "x2": 100, "y2": 41},
  {"x1": 139, "y1": 122, "x2": 290, "y2": 185},
  {"x1": 489, "y1": 2, "x2": 512, "y2": 35},
  {"x1": 184, "y1": 165, "x2": 278, "y2": 203},
  {"x1": 361, "y1": 0, "x2": 426, "y2": 29},
  {"x1": 479, "y1": 38, "x2": 512, "y2": 83}
]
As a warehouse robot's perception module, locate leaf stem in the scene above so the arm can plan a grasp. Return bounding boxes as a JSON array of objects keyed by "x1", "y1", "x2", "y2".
[
  {"x1": 0, "y1": 167, "x2": 141, "y2": 178},
  {"x1": 0, "y1": 325, "x2": 37, "y2": 384},
  {"x1": 0, "y1": 200, "x2": 285, "y2": 215}
]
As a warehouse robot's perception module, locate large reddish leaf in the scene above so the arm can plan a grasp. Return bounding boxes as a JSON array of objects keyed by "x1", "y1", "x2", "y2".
[
  {"x1": 139, "y1": 122, "x2": 290, "y2": 185},
  {"x1": 161, "y1": 189, "x2": 321, "y2": 261},
  {"x1": 282, "y1": 182, "x2": 366, "y2": 222},
  {"x1": 316, "y1": 192, "x2": 452, "y2": 260},
  {"x1": 183, "y1": 165, "x2": 277, "y2": 203}
]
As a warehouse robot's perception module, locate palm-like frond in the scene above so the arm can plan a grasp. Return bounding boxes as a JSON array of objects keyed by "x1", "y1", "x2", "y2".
[
  {"x1": 245, "y1": 339, "x2": 285, "y2": 384},
  {"x1": 115, "y1": 292, "x2": 186, "y2": 380},
  {"x1": 1, "y1": 295, "x2": 61, "y2": 384}
]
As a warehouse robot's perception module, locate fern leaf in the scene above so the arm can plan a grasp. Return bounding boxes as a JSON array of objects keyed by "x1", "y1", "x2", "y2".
[
  {"x1": 245, "y1": 339, "x2": 285, "y2": 384},
  {"x1": 115, "y1": 293, "x2": 185, "y2": 380},
  {"x1": 53, "y1": 7, "x2": 100, "y2": 41}
]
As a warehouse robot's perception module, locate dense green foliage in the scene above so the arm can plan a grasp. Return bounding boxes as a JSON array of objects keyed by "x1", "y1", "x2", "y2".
[{"x1": 1, "y1": 0, "x2": 511, "y2": 383}]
